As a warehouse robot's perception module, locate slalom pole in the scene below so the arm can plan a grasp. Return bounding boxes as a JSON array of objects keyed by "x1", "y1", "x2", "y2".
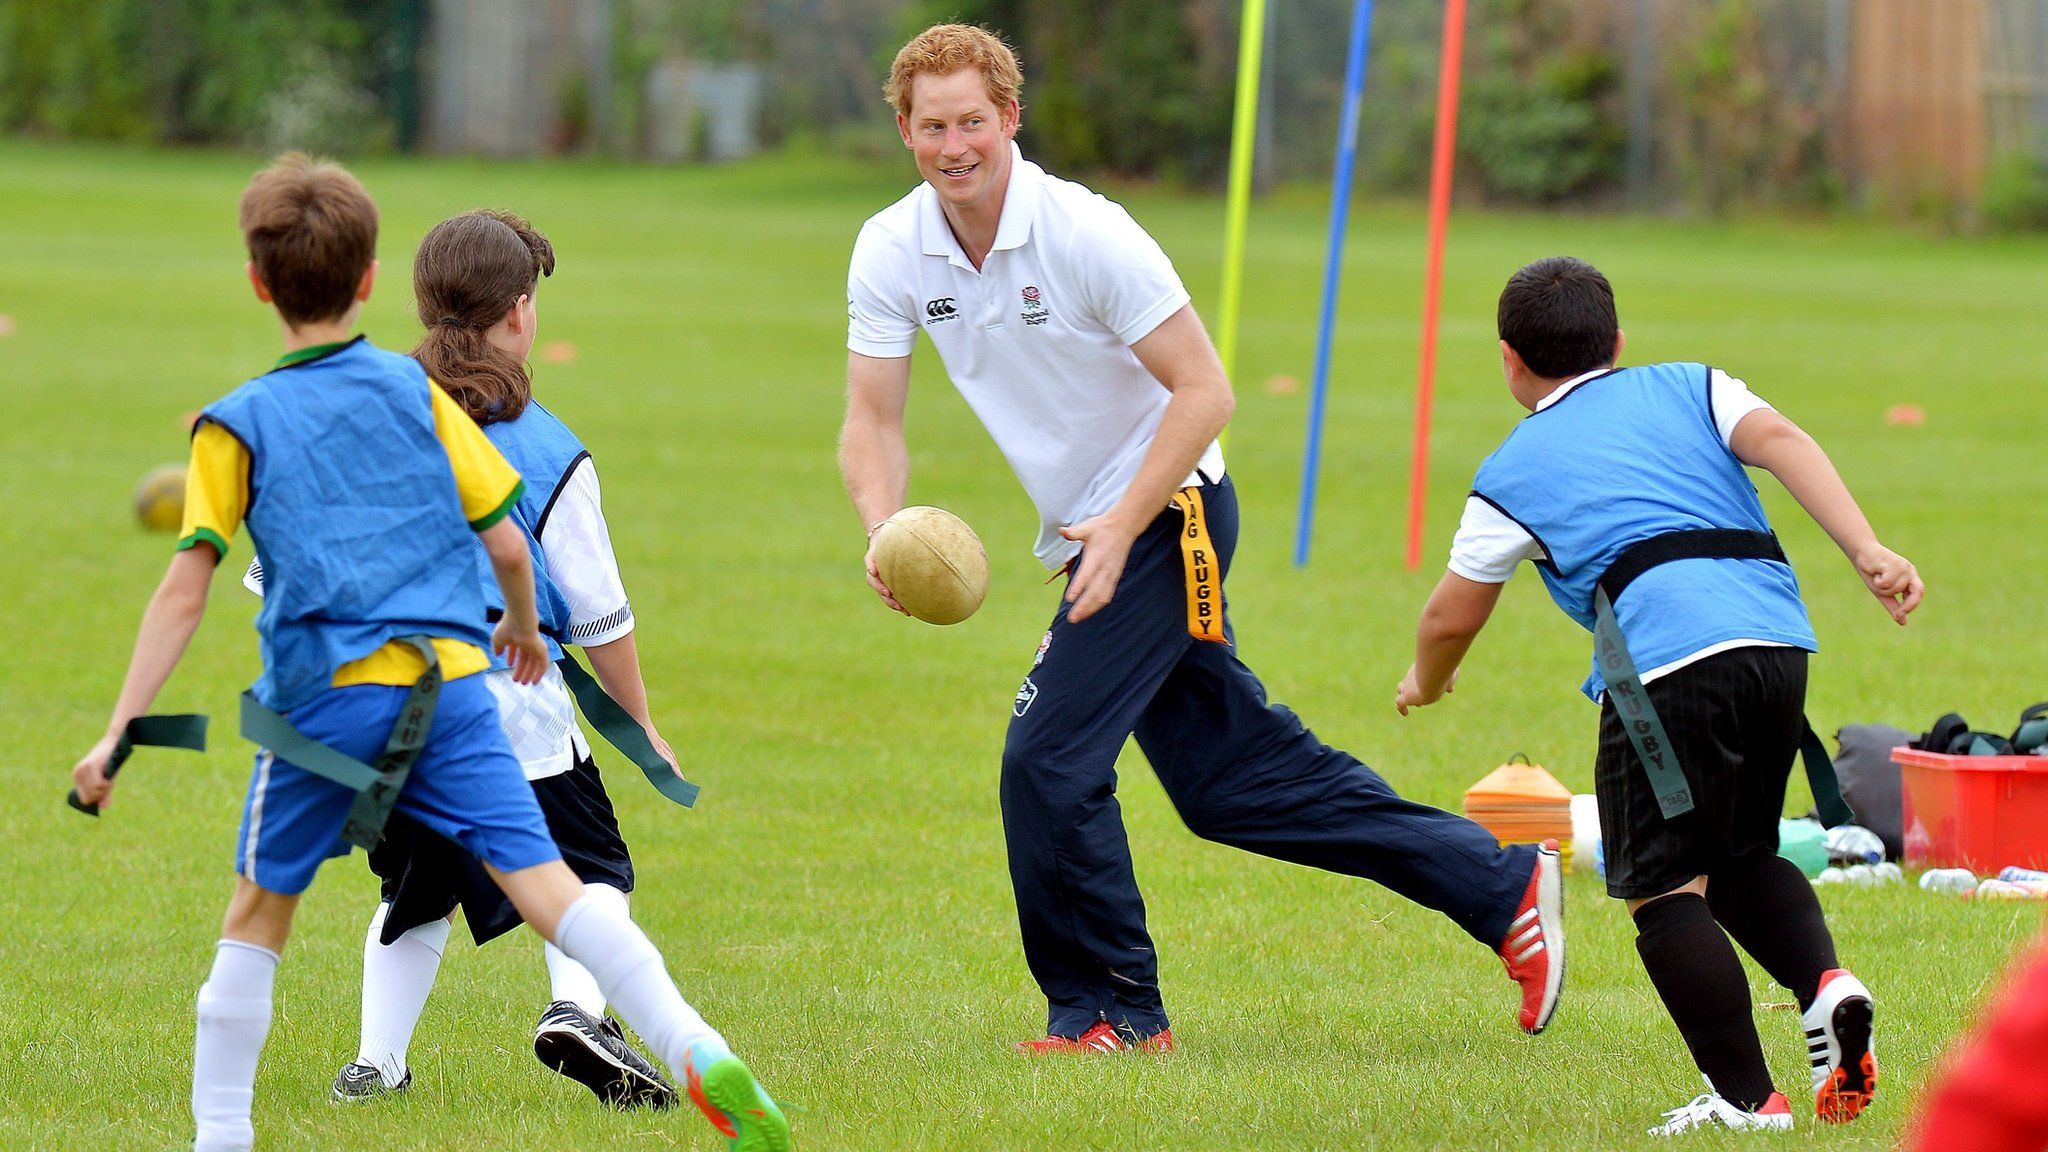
[
  {"x1": 1404, "y1": 0, "x2": 1467, "y2": 570},
  {"x1": 1215, "y1": 0, "x2": 1268, "y2": 453},
  {"x1": 1294, "y1": 0, "x2": 1376, "y2": 568}
]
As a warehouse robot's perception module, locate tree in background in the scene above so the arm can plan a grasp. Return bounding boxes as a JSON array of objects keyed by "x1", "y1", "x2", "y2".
[
  {"x1": 0, "y1": 0, "x2": 419, "y2": 154},
  {"x1": 1364, "y1": 0, "x2": 1623, "y2": 203},
  {"x1": 1667, "y1": 0, "x2": 1841, "y2": 212},
  {"x1": 888, "y1": 0, "x2": 1621, "y2": 197},
  {"x1": 1458, "y1": 0, "x2": 1624, "y2": 204},
  {"x1": 902, "y1": 0, "x2": 1234, "y2": 181}
]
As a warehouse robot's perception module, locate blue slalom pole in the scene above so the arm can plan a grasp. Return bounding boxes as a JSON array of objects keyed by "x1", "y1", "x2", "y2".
[{"x1": 1294, "y1": 0, "x2": 1375, "y2": 567}]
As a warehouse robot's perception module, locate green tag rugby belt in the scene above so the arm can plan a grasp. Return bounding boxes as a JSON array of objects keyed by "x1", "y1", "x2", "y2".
[
  {"x1": 79, "y1": 640, "x2": 701, "y2": 847},
  {"x1": 239, "y1": 635, "x2": 443, "y2": 850},
  {"x1": 241, "y1": 641, "x2": 701, "y2": 851},
  {"x1": 1592, "y1": 529, "x2": 1852, "y2": 826},
  {"x1": 66, "y1": 713, "x2": 210, "y2": 815}
]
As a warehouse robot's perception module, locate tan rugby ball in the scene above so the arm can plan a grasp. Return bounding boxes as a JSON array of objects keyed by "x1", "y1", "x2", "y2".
[
  {"x1": 871, "y1": 506, "x2": 989, "y2": 625},
  {"x1": 133, "y1": 463, "x2": 187, "y2": 532}
]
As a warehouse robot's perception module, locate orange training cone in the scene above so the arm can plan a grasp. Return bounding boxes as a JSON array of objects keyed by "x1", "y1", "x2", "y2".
[{"x1": 1465, "y1": 754, "x2": 1576, "y2": 873}]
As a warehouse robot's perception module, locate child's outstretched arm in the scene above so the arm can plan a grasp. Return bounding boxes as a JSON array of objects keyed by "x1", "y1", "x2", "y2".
[
  {"x1": 72, "y1": 545, "x2": 218, "y2": 807},
  {"x1": 1397, "y1": 571, "x2": 1505, "y2": 715},
  {"x1": 583, "y1": 634, "x2": 677, "y2": 773},
  {"x1": 1730, "y1": 409, "x2": 1924, "y2": 625},
  {"x1": 481, "y1": 517, "x2": 550, "y2": 683}
]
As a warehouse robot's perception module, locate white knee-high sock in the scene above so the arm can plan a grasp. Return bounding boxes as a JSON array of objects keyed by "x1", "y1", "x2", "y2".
[
  {"x1": 543, "y1": 883, "x2": 622, "y2": 1015},
  {"x1": 356, "y1": 902, "x2": 450, "y2": 1085},
  {"x1": 192, "y1": 940, "x2": 279, "y2": 1152},
  {"x1": 553, "y1": 893, "x2": 730, "y2": 1075}
]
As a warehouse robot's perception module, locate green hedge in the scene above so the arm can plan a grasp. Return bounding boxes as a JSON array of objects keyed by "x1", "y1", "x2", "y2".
[
  {"x1": 0, "y1": 0, "x2": 418, "y2": 153},
  {"x1": 903, "y1": 0, "x2": 1234, "y2": 182},
  {"x1": 901, "y1": 0, "x2": 1621, "y2": 200}
]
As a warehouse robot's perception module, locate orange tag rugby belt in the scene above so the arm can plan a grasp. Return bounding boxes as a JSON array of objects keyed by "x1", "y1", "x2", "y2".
[{"x1": 1170, "y1": 487, "x2": 1227, "y2": 645}]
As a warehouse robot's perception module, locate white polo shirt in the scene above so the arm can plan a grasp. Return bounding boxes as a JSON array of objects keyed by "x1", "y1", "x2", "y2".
[{"x1": 847, "y1": 144, "x2": 1226, "y2": 569}]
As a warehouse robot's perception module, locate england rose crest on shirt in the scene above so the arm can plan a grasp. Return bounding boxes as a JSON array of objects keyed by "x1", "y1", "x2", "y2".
[{"x1": 1021, "y1": 285, "x2": 1049, "y2": 325}]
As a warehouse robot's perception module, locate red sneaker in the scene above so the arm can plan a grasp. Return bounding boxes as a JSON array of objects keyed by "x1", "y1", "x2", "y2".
[
  {"x1": 1015, "y1": 1020, "x2": 1174, "y2": 1054},
  {"x1": 1499, "y1": 839, "x2": 1565, "y2": 1034}
]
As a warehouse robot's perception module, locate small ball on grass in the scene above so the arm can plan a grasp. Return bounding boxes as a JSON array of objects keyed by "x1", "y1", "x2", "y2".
[{"x1": 133, "y1": 464, "x2": 187, "y2": 532}]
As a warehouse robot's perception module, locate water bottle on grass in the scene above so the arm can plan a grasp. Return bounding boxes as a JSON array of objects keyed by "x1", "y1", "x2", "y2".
[
  {"x1": 1919, "y1": 868, "x2": 1978, "y2": 895},
  {"x1": 1976, "y1": 878, "x2": 2037, "y2": 900},
  {"x1": 1825, "y1": 824, "x2": 1884, "y2": 866}
]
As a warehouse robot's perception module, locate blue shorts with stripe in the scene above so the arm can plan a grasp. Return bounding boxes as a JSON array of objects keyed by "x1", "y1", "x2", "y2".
[{"x1": 234, "y1": 674, "x2": 561, "y2": 895}]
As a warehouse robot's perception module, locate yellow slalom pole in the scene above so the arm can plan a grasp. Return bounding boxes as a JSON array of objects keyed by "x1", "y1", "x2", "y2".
[{"x1": 1216, "y1": 0, "x2": 1267, "y2": 452}]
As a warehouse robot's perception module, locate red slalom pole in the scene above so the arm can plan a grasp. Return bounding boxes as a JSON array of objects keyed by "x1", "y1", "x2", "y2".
[{"x1": 1406, "y1": 0, "x2": 1467, "y2": 570}]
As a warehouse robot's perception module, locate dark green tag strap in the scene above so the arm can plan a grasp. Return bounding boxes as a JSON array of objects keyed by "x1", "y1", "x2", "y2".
[
  {"x1": 556, "y1": 654, "x2": 700, "y2": 808},
  {"x1": 1799, "y1": 723, "x2": 1856, "y2": 827},
  {"x1": 1591, "y1": 527, "x2": 1855, "y2": 825},
  {"x1": 1596, "y1": 590, "x2": 1856, "y2": 826},
  {"x1": 1593, "y1": 586, "x2": 1695, "y2": 820},
  {"x1": 239, "y1": 636, "x2": 442, "y2": 850},
  {"x1": 67, "y1": 713, "x2": 209, "y2": 815}
]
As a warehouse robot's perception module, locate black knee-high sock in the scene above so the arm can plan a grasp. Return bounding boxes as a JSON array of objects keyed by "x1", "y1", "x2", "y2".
[
  {"x1": 1634, "y1": 892, "x2": 1776, "y2": 1111},
  {"x1": 1707, "y1": 852, "x2": 1840, "y2": 1011}
]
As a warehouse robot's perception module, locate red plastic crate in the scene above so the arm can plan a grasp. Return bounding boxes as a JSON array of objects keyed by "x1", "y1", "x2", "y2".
[{"x1": 1894, "y1": 747, "x2": 2048, "y2": 872}]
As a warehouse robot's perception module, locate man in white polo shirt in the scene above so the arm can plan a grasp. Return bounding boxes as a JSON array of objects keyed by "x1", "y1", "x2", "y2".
[{"x1": 838, "y1": 22, "x2": 1564, "y2": 1053}]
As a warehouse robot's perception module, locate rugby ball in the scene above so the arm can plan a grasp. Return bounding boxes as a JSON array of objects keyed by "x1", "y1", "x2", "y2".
[
  {"x1": 133, "y1": 463, "x2": 186, "y2": 532},
  {"x1": 871, "y1": 506, "x2": 989, "y2": 625}
]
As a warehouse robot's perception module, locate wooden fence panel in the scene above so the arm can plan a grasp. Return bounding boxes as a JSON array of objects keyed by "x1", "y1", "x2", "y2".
[{"x1": 1847, "y1": 0, "x2": 1988, "y2": 203}]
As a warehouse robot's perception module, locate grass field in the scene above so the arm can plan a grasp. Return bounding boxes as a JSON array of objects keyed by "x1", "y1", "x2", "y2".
[{"x1": 3, "y1": 139, "x2": 2045, "y2": 1150}]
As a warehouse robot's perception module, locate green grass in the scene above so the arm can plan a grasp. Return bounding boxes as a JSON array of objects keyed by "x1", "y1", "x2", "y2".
[{"x1": 2, "y1": 139, "x2": 2044, "y2": 1150}]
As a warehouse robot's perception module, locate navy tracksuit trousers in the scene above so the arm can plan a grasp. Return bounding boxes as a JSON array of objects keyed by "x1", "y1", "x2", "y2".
[{"x1": 1001, "y1": 476, "x2": 1536, "y2": 1039}]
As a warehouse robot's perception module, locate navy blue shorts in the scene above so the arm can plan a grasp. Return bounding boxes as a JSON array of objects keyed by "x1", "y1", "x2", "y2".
[{"x1": 233, "y1": 675, "x2": 562, "y2": 895}]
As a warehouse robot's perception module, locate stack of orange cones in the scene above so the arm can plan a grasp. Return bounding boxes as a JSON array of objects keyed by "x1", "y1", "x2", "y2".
[{"x1": 1463, "y1": 754, "x2": 1575, "y2": 874}]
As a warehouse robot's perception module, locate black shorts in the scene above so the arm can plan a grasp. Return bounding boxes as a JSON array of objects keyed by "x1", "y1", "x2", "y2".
[
  {"x1": 371, "y1": 748, "x2": 635, "y2": 945},
  {"x1": 1595, "y1": 645, "x2": 1808, "y2": 900}
]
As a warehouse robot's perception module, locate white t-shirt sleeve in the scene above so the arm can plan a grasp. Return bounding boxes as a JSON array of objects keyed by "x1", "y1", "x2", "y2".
[
  {"x1": 847, "y1": 221, "x2": 918, "y2": 359},
  {"x1": 538, "y1": 457, "x2": 634, "y2": 647},
  {"x1": 1709, "y1": 367, "x2": 1775, "y2": 446},
  {"x1": 1070, "y1": 201, "x2": 1192, "y2": 346},
  {"x1": 1449, "y1": 496, "x2": 1546, "y2": 584}
]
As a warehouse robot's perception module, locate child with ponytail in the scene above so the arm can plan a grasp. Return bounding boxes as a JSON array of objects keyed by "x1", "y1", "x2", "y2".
[{"x1": 311, "y1": 211, "x2": 759, "y2": 1132}]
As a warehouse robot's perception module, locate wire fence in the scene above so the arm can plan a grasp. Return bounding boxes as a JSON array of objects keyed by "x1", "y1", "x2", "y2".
[
  {"x1": 10, "y1": 0, "x2": 2041, "y2": 213},
  {"x1": 1988, "y1": 0, "x2": 2048, "y2": 159}
]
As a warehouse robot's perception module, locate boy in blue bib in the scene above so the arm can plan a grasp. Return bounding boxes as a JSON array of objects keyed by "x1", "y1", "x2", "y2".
[
  {"x1": 68, "y1": 155, "x2": 788, "y2": 1152},
  {"x1": 1395, "y1": 257, "x2": 1921, "y2": 1135},
  {"x1": 320, "y1": 210, "x2": 681, "y2": 1109}
]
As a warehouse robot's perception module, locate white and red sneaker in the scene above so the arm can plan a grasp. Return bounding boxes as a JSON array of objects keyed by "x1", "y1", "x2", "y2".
[
  {"x1": 1804, "y1": 968, "x2": 1877, "y2": 1122},
  {"x1": 1648, "y1": 1090, "x2": 1794, "y2": 1136},
  {"x1": 1499, "y1": 839, "x2": 1565, "y2": 1034},
  {"x1": 1015, "y1": 1020, "x2": 1174, "y2": 1054}
]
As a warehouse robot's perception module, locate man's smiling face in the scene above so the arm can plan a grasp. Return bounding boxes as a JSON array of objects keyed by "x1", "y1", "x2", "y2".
[{"x1": 897, "y1": 68, "x2": 1019, "y2": 220}]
